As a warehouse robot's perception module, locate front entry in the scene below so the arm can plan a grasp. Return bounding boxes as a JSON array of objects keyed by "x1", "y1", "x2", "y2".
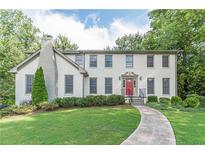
[{"x1": 126, "y1": 79, "x2": 134, "y2": 96}]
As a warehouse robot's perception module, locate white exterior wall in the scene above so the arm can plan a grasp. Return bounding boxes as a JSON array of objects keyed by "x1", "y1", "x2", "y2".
[
  {"x1": 67, "y1": 54, "x2": 177, "y2": 98},
  {"x1": 15, "y1": 52, "x2": 176, "y2": 105},
  {"x1": 15, "y1": 57, "x2": 39, "y2": 105},
  {"x1": 55, "y1": 54, "x2": 83, "y2": 98}
]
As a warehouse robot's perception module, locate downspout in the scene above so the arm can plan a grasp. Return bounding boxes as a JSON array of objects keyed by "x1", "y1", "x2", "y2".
[{"x1": 82, "y1": 52, "x2": 86, "y2": 97}]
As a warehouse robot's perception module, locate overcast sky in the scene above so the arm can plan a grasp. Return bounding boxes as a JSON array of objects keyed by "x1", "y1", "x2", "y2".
[{"x1": 24, "y1": 9, "x2": 150, "y2": 49}]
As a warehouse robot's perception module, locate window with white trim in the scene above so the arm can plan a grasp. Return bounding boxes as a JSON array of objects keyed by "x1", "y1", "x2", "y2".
[
  {"x1": 90, "y1": 78, "x2": 97, "y2": 94},
  {"x1": 147, "y1": 55, "x2": 154, "y2": 67},
  {"x1": 90, "y1": 55, "x2": 97, "y2": 67},
  {"x1": 25, "y1": 75, "x2": 34, "y2": 94},
  {"x1": 163, "y1": 78, "x2": 170, "y2": 94},
  {"x1": 105, "y1": 77, "x2": 112, "y2": 94},
  {"x1": 162, "y1": 55, "x2": 169, "y2": 67},
  {"x1": 126, "y1": 55, "x2": 133, "y2": 68},
  {"x1": 75, "y1": 55, "x2": 84, "y2": 67},
  {"x1": 105, "y1": 55, "x2": 112, "y2": 67},
  {"x1": 65, "y1": 75, "x2": 73, "y2": 94},
  {"x1": 147, "y1": 78, "x2": 154, "y2": 94}
]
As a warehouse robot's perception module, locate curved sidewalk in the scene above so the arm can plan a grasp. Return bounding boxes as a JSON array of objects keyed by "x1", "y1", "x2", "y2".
[{"x1": 121, "y1": 105, "x2": 176, "y2": 145}]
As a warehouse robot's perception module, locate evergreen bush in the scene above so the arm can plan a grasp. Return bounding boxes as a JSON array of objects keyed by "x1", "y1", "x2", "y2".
[{"x1": 32, "y1": 67, "x2": 48, "y2": 106}]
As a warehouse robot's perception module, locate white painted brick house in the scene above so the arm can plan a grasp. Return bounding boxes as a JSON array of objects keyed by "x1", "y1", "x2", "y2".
[{"x1": 10, "y1": 36, "x2": 178, "y2": 105}]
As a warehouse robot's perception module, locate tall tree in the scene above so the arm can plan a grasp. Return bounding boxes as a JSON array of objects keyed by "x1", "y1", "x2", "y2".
[
  {"x1": 114, "y1": 33, "x2": 144, "y2": 51},
  {"x1": 54, "y1": 34, "x2": 79, "y2": 51},
  {"x1": 0, "y1": 10, "x2": 40, "y2": 102},
  {"x1": 143, "y1": 10, "x2": 205, "y2": 98}
]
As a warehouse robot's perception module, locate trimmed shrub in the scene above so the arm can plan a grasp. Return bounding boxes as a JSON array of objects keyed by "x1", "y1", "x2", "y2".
[
  {"x1": 106, "y1": 95, "x2": 125, "y2": 106},
  {"x1": 147, "y1": 96, "x2": 158, "y2": 103},
  {"x1": 199, "y1": 96, "x2": 205, "y2": 107},
  {"x1": 171, "y1": 96, "x2": 182, "y2": 106},
  {"x1": 39, "y1": 102, "x2": 59, "y2": 111},
  {"x1": 183, "y1": 97, "x2": 200, "y2": 108},
  {"x1": 9, "y1": 105, "x2": 37, "y2": 114},
  {"x1": 0, "y1": 107, "x2": 12, "y2": 118},
  {"x1": 53, "y1": 95, "x2": 125, "y2": 108},
  {"x1": 32, "y1": 67, "x2": 48, "y2": 106},
  {"x1": 159, "y1": 97, "x2": 171, "y2": 105},
  {"x1": 187, "y1": 94, "x2": 200, "y2": 100}
]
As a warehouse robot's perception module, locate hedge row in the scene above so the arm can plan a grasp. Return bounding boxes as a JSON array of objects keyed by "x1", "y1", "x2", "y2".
[
  {"x1": 147, "y1": 94, "x2": 203, "y2": 108},
  {"x1": 52, "y1": 95, "x2": 125, "y2": 108}
]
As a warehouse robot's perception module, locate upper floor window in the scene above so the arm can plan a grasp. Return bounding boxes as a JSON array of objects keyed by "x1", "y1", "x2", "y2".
[
  {"x1": 105, "y1": 55, "x2": 112, "y2": 67},
  {"x1": 126, "y1": 55, "x2": 133, "y2": 68},
  {"x1": 162, "y1": 55, "x2": 169, "y2": 67},
  {"x1": 75, "y1": 55, "x2": 84, "y2": 67},
  {"x1": 65, "y1": 75, "x2": 73, "y2": 94},
  {"x1": 147, "y1": 55, "x2": 154, "y2": 67},
  {"x1": 105, "y1": 77, "x2": 112, "y2": 94},
  {"x1": 90, "y1": 55, "x2": 97, "y2": 68},
  {"x1": 163, "y1": 78, "x2": 170, "y2": 94},
  {"x1": 90, "y1": 77, "x2": 97, "y2": 94},
  {"x1": 25, "y1": 75, "x2": 34, "y2": 94},
  {"x1": 147, "y1": 78, "x2": 155, "y2": 94}
]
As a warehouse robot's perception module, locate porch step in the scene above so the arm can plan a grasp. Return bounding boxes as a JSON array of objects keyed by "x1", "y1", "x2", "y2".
[{"x1": 125, "y1": 96, "x2": 144, "y2": 105}]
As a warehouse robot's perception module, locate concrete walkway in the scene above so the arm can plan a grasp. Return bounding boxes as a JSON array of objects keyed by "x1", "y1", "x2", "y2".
[{"x1": 121, "y1": 105, "x2": 176, "y2": 145}]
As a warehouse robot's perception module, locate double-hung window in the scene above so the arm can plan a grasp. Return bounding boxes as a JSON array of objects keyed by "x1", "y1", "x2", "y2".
[
  {"x1": 162, "y1": 55, "x2": 169, "y2": 67},
  {"x1": 65, "y1": 75, "x2": 73, "y2": 94},
  {"x1": 163, "y1": 78, "x2": 170, "y2": 94},
  {"x1": 90, "y1": 55, "x2": 97, "y2": 67},
  {"x1": 105, "y1": 55, "x2": 112, "y2": 67},
  {"x1": 126, "y1": 55, "x2": 133, "y2": 68},
  {"x1": 75, "y1": 55, "x2": 84, "y2": 67},
  {"x1": 147, "y1": 55, "x2": 154, "y2": 67},
  {"x1": 90, "y1": 78, "x2": 97, "y2": 94},
  {"x1": 25, "y1": 75, "x2": 34, "y2": 94},
  {"x1": 147, "y1": 78, "x2": 155, "y2": 94},
  {"x1": 105, "y1": 77, "x2": 112, "y2": 94}
]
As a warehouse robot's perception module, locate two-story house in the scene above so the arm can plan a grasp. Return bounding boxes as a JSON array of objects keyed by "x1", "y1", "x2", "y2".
[{"x1": 10, "y1": 35, "x2": 178, "y2": 105}]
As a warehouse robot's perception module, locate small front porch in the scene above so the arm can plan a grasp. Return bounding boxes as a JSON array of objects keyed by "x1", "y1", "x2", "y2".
[{"x1": 120, "y1": 72, "x2": 146, "y2": 104}]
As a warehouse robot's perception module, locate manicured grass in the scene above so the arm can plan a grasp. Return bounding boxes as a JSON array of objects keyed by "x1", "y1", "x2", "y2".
[
  {"x1": 0, "y1": 105, "x2": 140, "y2": 145},
  {"x1": 147, "y1": 102, "x2": 205, "y2": 144},
  {"x1": 162, "y1": 110, "x2": 205, "y2": 145}
]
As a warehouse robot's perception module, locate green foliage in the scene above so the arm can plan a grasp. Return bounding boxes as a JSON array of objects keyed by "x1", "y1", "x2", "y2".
[
  {"x1": 199, "y1": 96, "x2": 205, "y2": 108},
  {"x1": 0, "y1": 10, "x2": 40, "y2": 102},
  {"x1": 52, "y1": 95, "x2": 125, "y2": 108},
  {"x1": 147, "y1": 96, "x2": 158, "y2": 103},
  {"x1": 171, "y1": 96, "x2": 183, "y2": 106},
  {"x1": 9, "y1": 105, "x2": 37, "y2": 114},
  {"x1": 54, "y1": 34, "x2": 79, "y2": 51},
  {"x1": 183, "y1": 97, "x2": 200, "y2": 108},
  {"x1": 106, "y1": 95, "x2": 125, "y2": 106},
  {"x1": 159, "y1": 97, "x2": 171, "y2": 105},
  {"x1": 32, "y1": 67, "x2": 48, "y2": 106},
  {"x1": 113, "y1": 33, "x2": 144, "y2": 51},
  {"x1": 0, "y1": 107, "x2": 13, "y2": 118},
  {"x1": 38, "y1": 102, "x2": 59, "y2": 111},
  {"x1": 143, "y1": 10, "x2": 205, "y2": 98}
]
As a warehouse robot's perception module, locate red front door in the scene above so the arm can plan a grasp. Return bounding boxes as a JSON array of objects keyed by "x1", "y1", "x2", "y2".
[{"x1": 126, "y1": 79, "x2": 134, "y2": 96}]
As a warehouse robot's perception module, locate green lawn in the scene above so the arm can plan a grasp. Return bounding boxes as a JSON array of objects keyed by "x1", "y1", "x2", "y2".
[
  {"x1": 0, "y1": 105, "x2": 140, "y2": 145},
  {"x1": 161, "y1": 110, "x2": 205, "y2": 145}
]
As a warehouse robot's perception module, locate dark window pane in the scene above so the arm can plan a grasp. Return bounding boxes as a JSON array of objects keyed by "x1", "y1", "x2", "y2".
[
  {"x1": 147, "y1": 78, "x2": 154, "y2": 94},
  {"x1": 126, "y1": 55, "x2": 133, "y2": 68},
  {"x1": 65, "y1": 75, "x2": 73, "y2": 94},
  {"x1": 123, "y1": 80, "x2": 125, "y2": 87},
  {"x1": 75, "y1": 55, "x2": 84, "y2": 67},
  {"x1": 90, "y1": 78, "x2": 97, "y2": 94},
  {"x1": 90, "y1": 55, "x2": 97, "y2": 67},
  {"x1": 163, "y1": 78, "x2": 170, "y2": 94},
  {"x1": 162, "y1": 55, "x2": 169, "y2": 67},
  {"x1": 26, "y1": 75, "x2": 34, "y2": 94},
  {"x1": 147, "y1": 55, "x2": 154, "y2": 67},
  {"x1": 105, "y1": 78, "x2": 112, "y2": 94},
  {"x1": 105, "y1": 55, "x2": 112, "y2": 67}
]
